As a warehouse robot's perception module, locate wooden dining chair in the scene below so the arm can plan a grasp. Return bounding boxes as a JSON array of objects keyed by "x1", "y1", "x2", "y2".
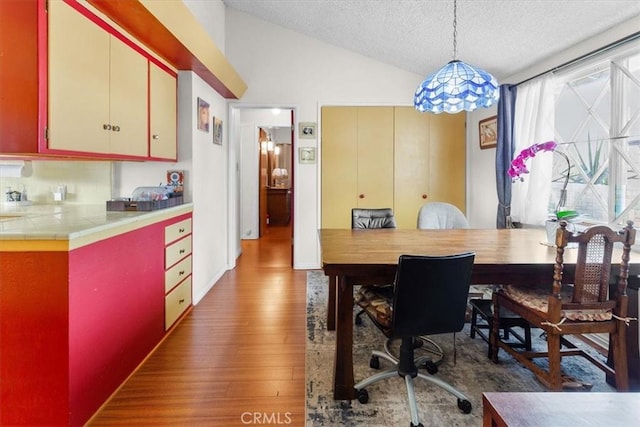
[{"x1": 491, "y1": 220, "x2": 636, "y2": 391}]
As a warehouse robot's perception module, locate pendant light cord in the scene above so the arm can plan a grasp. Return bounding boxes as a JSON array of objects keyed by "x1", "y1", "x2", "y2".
[{"x1": 452, "y1": 0, "x2": 458, "y2": 60}]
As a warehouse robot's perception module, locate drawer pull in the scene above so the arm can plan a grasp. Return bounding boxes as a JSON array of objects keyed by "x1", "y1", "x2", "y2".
[
  {"x1": 179, "y1": 249, "x2": 185, "y2": 254},
  {"x1": 179, "y1": 228, "x2": 185, "y2": 233},
  {"x1": 179, "y1": 270, "x2": 185, "y2": 276},
  {"x1": 179, "y1": 298, "x2": 185, "y2": 304}
]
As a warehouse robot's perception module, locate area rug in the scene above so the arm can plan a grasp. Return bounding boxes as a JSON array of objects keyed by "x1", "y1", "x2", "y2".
[{"x1": 305, "y1": 270, "x2": 615, "y2": 426}]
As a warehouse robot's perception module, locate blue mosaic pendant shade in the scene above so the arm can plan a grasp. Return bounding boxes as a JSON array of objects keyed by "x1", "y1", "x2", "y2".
[{"x1": 414, "y1": 59, "x2": 500, "y2": 114}]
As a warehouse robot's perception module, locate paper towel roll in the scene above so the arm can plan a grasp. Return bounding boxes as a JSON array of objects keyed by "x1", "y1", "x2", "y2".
[{"x1": 0, "y1": 161, "x2": 32, "y2": 178}]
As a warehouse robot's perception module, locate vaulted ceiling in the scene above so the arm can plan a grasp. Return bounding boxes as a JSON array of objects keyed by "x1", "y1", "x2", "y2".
[{"x1": 223, "y1": 0, "x2": 640, "y2": 81}]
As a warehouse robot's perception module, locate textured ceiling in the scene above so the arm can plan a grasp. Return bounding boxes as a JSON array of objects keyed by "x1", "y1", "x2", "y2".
[{"x1": 223, "y1": 0, "x2": 640, "y2": 81}]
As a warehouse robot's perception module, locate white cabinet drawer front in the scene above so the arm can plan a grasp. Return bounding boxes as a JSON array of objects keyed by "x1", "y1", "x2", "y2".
[
  {"x1": 165, "y1": 276, "x2": 192, "y2": 330},
  {"x1": 165, "y1": 235, "x2": 192, "y2": 268},
  {"x1": 165, "y1": 255, "x2": 192, "y2": 293},
  {"x1": 165, "y1": 218, "x2": 192, "y2": 244}
]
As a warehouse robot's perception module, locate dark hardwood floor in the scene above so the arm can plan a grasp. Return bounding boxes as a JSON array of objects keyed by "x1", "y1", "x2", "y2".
[{"x1": 89, "y1": 224, "x2": 307, "y2": 426}]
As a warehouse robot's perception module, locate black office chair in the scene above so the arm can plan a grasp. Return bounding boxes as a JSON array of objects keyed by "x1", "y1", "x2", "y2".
[
  {"x1": 354, "y1": 253, "x2": 476, "y2": 427},
  {"x1": 352, "y1": 208, "x2": 396, "y2": 327},
  {"x1": 352, "y1": 208, "x2": 397, "y2": 229}
]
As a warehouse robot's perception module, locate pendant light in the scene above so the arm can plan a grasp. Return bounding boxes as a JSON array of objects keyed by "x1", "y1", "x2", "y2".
[{"x1": 414, "y1": 0, "x2": 499, "y2": 114}]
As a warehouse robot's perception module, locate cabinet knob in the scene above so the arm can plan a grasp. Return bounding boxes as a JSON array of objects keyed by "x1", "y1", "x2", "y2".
[
  {"x1": 152, "y1": 134, "x2": 160, "y2": 140},
  {"x1": 103, "y1": 124, "x2": 111, "y2": 131},
  {"x1": 179, "y1": 270, "x2": 185, "y2": 276},
  {"x1": 112, "y1": 125, "x2": 121, "y2": 132},
  {"x1": 179, "y1": 228, "x2": 185, "y2": 233},
  {"x1": 179, "y1": 248, "x2": 185, "y2": 254},
  {"x1": 359, "y1": 194, "x2": 365, "y2": 199},
  {"x1": 422, "y1": 194, "x2": 428, "y2": 199},
  {"x1": 179, "y1": 298, "x2": 185, "y2": 304}
]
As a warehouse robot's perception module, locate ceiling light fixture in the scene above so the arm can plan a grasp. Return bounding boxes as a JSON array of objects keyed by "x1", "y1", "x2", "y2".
[{"x1": 414, "y1": 0, "x2": 499, "y2": 114}]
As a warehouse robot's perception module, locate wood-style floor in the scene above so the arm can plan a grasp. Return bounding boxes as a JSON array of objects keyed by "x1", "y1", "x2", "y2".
[{"x1": 89, "y1": 224, "x2": 307, "y2": 426}]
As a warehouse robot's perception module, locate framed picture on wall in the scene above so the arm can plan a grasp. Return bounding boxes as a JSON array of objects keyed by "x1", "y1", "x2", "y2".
[
  {"x1": 299, "y1": 147, "x2": 316, "y2": 164},
  {"x1": 197, "y1": 97, "x2": 210, "y2": 133},
  {"x1": 479, "y1": 116, "x2": 497, "y2": 149},
  {"x1": 299, "y1": 122, "x2": 316, "y2": 139},
  {"x1": 213, "y1": 117, "x2": 223, "y2": 145}
]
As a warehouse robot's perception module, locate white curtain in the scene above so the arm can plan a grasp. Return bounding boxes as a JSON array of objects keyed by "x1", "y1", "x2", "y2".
[{"x1": 511, "y1": 75, "x2": 556, "y2": 225}]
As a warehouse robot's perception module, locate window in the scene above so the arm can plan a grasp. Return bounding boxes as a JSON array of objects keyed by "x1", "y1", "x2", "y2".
[{"x1": 553, "y1": 45, "x2": 640, "y2": 226}]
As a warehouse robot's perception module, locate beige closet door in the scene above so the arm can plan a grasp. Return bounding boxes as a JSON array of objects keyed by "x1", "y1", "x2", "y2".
[
  {"x1": 356, "y1": 107, "x2": 394, "y2": 209},
  {"x1": 48, "y1": 0, "x2": 110, "y2": 153},
  {"x1": 321, "y1": 107, "x2": 394, "y2": 228},
  {"x1": 394, "y1": 107, "x2": 431, "y2": 228},
  {"x1": 321, "y1": 107, "x2": 358, "y2": 228},
  {"x1": 429, "y1": 113, "x2": 466, "y2": 210}
]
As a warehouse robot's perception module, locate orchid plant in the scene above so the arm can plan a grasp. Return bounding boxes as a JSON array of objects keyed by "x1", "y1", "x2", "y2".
[{"x1": 508, "y1": 140, "x2": 577, "y2": 219}]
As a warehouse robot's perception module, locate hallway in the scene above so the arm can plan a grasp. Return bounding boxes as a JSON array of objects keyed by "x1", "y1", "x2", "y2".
[{"x1": 90, "y1": 224, "x2": 308, "y2": 426}]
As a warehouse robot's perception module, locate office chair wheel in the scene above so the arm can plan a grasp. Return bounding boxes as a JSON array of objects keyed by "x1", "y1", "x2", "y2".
[
  {"x1": 421, "y1": 360, "x2": 438, "y2": 375},
  {"x1": 457, "y1": 398, "x2": 472, "y2": 414},
  {"x1": 369, "y1": 355, "x2": 380, "y2": 369},
  {"x1": 356, "y1": 388, "x2": 369, "y2": 404}
]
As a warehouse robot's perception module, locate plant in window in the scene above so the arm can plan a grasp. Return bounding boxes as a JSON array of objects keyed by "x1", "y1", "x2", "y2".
[
  {"x1": 565, "y1": 136, "x2": 608, "y2": 185},
  {"x1": 509, "y1": 140, "x2": 578, "y2": 219}
]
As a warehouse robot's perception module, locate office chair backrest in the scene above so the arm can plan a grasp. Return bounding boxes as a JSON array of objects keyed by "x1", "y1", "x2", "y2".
[
  {"x1": 352, "y1": 208, "x2": 397, "y2": 229},
  {"x1": 391, "y1": 253, "x2": 475, "y2": 339},
  {"x1": 417, "y1": 202, "x2": 469, "y2": 229}
]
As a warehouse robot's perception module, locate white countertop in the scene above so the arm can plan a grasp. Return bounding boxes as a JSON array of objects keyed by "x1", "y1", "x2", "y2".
[{"x1": 0, "y1": 203, "x2": 193, "y2": 243}]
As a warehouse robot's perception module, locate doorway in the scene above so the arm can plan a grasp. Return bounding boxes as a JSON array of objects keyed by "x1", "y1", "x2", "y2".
[{"x1": 229, "y1": 105, "x2": 295, "y2": 267}]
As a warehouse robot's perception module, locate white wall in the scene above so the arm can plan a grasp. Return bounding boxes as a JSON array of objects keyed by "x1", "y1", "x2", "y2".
[{"x1": 225, "y1": 8, "x2": 427, "y2": 269}]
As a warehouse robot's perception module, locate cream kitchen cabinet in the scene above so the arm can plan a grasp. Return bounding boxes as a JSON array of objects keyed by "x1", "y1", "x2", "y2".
[
  {"x1": 321, "y1": 106, "x2": 395, "y2": 228},
  {"x1": 164, "y1": 217, "x2": 193, "y2": 329},
  {"x1": 0, "y1": 206, "x2": 193, "y2": 426},
  {"x1": 149, "y1": 61, "x2": 178, "y2": 160},
  {"x1": 48, "y1": 0, "x2": 148, "y2": 157},
  {"x1": 321, "y1": 106, "x2": 465, "y2": 229}
]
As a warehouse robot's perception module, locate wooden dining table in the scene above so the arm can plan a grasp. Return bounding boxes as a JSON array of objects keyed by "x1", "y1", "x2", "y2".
[{"x1": 319, "y1": 227, "x2": 636, "y2": 400}]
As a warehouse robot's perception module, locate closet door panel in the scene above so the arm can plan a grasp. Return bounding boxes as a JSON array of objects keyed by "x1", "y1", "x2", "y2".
[
  {"x1": 429, "y1": 113, "x2": 466, "y2": 211},
  {"x1": 356, "y1": 107, "x2": 394, "y2": 209},
  {"x1": 394, "y1": 107, "x2": 431, "y2": 228},
  {"x1": 321, "y1": 107, "x2": 358, "y2": 228}
]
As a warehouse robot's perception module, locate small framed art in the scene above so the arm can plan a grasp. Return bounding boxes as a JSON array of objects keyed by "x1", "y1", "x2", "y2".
[
  {"x1": 299, "y1": 122, "x2": 316, "y2": 139},
  {"x1": 299, "y1": 147, "x2": 316, "y2": 164},
  {"x1": 213, "y1": 117, "x2": 223, "y2": 145},
  {"x1": 479, "y1": 116, "x2": 497, "y2": 149},
  {"x1": 197, "y1": 97, "x2": 210, "y2": 133}
]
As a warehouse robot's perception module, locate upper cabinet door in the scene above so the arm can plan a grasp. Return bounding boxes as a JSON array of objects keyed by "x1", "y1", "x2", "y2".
[
  {"x1": 48, "y1": 0, "x2": 110, "y2": 153},
  {"x1": 47, "y1": 0, "x2": 157, "y2": 159},
  {"x1": 108, "y1": 35, "x2": 148, "y2": 157},
  {"x1": 149, "y1": 62, "x2": 177, "y2": 160}
]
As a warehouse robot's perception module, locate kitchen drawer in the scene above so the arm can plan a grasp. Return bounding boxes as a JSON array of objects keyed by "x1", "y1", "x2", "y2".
[
  {"x1": 165, "y1": 218, "x2": 192, "y2": 245},
  {"x1": 165, "y1": 235, "x2": 192, "y2": 268},
  {"x1": 165, "y1": 276, "x2": 192, "y2": 330},
  {"x1": 165, "y1": 255, "x2": 192, "y2": 293}
]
